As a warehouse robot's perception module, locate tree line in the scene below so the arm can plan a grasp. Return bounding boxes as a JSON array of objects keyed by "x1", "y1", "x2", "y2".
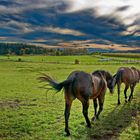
[{"x1": 0, "y1": 43, "x2": 88, "y2": 55}]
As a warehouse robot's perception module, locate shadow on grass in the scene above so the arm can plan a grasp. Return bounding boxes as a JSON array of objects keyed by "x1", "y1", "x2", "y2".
[{"x1": 73, "y1": 98, "x2": 140, "y2": 140}]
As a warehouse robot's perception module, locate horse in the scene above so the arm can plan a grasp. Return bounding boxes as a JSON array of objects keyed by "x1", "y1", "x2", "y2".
[
  {"x1": 38, "y1": 70, "x2": 112, "y2": 136},
  {"x1": 112, "y1": 67, "x2": 140, "y2": 105},
  {"x1": 91, "y1": 70, "x2": 114, "y2": 121}
]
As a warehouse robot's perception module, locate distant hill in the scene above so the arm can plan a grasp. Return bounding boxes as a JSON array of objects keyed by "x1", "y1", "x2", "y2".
[
  {"x1": 0, "y1": 43, "x2": 88, "y2": 55},
  {"x1": 0, "y1": 42, "x2": 139, "y2": 56},
  {"x1": 0, "y1": 43, "x2": 47, "y2": 55}
]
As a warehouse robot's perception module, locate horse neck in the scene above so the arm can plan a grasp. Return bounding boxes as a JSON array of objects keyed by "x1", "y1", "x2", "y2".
[
  {"x1": 92, "y1": 75, "x2": 105, "y2": 94},
  {"x1": 111, "y1": 73, "x2": 117, "y2": 88},
  {"x1": 105, "y1": 72, "x2": 112, "y2": 84}
]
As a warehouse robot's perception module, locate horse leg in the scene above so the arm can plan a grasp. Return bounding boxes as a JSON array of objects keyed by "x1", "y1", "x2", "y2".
[
  {"x1": 117, "y1": 83, "x2": 121, "y2": 105},
  {"x1": 131, "y1": 83, "x2": 136, "y2": 99},
  {"x1": 64, "y1": 100, "x2": 72, "y2": 136},
  {"x1": 128, "y1": 84, "x2": 135, "y2": 102},
  {"x1": 96, "y1": 97, "x2": 104, "y2": 120},
  {"x1": 91, "y1": 99, "x2": 98, "y2": 121},
  {"x1": 124, "y1": 85, "x2": 129, "y2": 103},
  {"x1": 82, "y1": 101, "x2": 91, "y2": 128}
]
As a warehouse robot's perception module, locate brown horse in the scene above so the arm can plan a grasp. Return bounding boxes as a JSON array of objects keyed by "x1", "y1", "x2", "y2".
[
  {"x1": 91, "y1": 70, "x2": 114, "y2": 121},
  {"x1": 38, "y1": 70, "x2": 112, "y2": 136},
  {"x1": 113, "y1": 67, "x2": 140, "y2": 105}
]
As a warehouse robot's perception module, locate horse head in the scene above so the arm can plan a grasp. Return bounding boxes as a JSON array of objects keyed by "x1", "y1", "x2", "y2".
[
  {"x1": 106, "y1": 73, "x2": 115, "y2": 94},
  {"x1": 108, "y1": 74, "x2": 117, "y2": 94}
]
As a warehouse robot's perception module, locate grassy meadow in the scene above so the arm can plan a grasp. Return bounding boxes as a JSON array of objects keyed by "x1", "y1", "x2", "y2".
[{"x1": 0, "y1": 54, "x2": 140, "y2": 140}]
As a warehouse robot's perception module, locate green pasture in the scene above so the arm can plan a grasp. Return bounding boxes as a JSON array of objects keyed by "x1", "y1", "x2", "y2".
[{"x1": 0, "y1": 54, "x2": 140, "y2": 140}]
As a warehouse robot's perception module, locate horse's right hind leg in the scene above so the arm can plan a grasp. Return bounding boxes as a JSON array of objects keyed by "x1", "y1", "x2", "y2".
[
  {"x1": 82, "y1": 101, "x2": 91, "y2": 128},
  {"x1": 128, "y1": 84, "x2": 136, "y2": 102},
  {"x1": 96, "y1": 96, "x2": 104, "y2": 120},
  {"x1": 91, "y1": 99, "x2": 98, "y2": 121},
  {"x1": 124, "y1": 85, "x2": 129, "y2": 103},
  {"x1": 64, "y1": 100, "x2": 72, "y2": 136},
  {"x1": 117, "y1": 83, "x2": 121, "y2": 105}
]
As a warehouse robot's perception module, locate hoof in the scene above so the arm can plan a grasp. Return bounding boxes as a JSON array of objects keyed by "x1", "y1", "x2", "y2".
[
  {"x1": 125, "y1": 99, "x2": 127, "y2": 103},
  {"x1": 91, "y1": 117, "x2": 96, "y2": 122},
  {"x1": 65, "y1": 133, "x2": 70, "y2": 137},
  {"x1": 65, "y1": 129, "x2": 70, "y2": 136},
  {"x1": 97, "y1": 117, "x2": 100, "y2": 120},
  {"x1": 118, "y1": 102, "x2": 121, "y2": 105},
  {"x1": 87, "y1": 123, "x2": 91, "y2": 128}
]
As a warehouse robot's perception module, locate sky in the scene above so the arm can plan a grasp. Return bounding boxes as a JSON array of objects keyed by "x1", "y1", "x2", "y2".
[{"x1": 0, "y1": 0, "x2": 140, "y2": 49}]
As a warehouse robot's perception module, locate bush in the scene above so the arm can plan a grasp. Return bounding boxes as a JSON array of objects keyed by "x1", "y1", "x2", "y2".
[
  {"x1": 75, "y1": 59, "x2": 79, "y2": 64},
  {"x1": 18, "y1": 58, "x2": 21, "y2": 62}
]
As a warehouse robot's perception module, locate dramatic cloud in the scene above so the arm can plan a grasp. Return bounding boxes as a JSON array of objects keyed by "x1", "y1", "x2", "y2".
[
  {"x1": 0, "y1": 0, "x2": 140, "y2": 49},
  {"x1": 0, "y1": 0, "x2": 66, "y2": 14},
  {"x1": 44, "y1": 27, "x2": 85, "y2": 36},
  {"x1": 67, "y1": 0, "x2": 140, "y2": 33}
]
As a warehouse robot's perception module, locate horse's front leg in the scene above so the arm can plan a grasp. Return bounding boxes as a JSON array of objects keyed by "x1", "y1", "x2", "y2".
[
  {"x1": 117, "y1": 83, "x2": 121, "y2": 105},
  {"x1": 64, "y1": 99, "x2": 72, "y2": 136},
  {"x1": 124, "y1": 85, "x2": 129, "y2": 103},
  {"x1": 82, "y1": 100, "x2": 91, "y2": 128},
  {"x1": 91, "y1": 98, "x2": 98, "y2": 121}
]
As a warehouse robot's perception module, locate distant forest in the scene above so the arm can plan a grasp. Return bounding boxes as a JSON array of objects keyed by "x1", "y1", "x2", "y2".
[{"x1": 0, "y1": 43, "x2": 88, "y2": 55}]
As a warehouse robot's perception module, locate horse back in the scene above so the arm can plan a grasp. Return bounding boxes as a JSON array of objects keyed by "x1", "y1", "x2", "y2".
[
  {"x1": 117, "y1": 67, "x2": 139, "y2": 84},
  {"x1": 131, "y1": 67, "x2": 140, "y2": 83},
  {"x1": 66, "y1": 71, "x2": 93, "y2": 100}
]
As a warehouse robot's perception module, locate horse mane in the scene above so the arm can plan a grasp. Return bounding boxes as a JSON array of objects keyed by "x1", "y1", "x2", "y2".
[
  {"x1": 92, "y1": 70, "x2": 112, "y2": 82},
  {"x1": 113, "y1": 74, "x2": 116, "y2": 78}
]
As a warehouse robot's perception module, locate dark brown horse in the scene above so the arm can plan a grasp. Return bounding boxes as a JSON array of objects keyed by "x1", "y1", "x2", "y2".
[
  {"x1": 113, "y1": 67, "x2": 140, "y2": 105},
  {"x1": 38, "y1": 70, "x2": 112, "y2": 136}
]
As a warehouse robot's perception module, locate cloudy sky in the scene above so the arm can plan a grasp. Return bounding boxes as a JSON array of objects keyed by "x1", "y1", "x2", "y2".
[{"x1": 0, "y1": 0, "x2": 140, "y2": 48}]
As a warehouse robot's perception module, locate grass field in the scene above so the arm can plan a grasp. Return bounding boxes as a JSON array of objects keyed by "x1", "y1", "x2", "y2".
[{"x1": 0, "y1": 54, "x2": 140, "y2": 140}]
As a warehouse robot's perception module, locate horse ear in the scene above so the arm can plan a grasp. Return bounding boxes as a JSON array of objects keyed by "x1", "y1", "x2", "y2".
[{"x1": 113, "y1": 74, "x2": 116, "y2": 78}]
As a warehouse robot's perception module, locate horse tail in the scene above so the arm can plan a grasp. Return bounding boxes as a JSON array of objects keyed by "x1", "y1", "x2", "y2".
[{"x1": 38, "y1": 74, "x2": 72, "y2": 92}]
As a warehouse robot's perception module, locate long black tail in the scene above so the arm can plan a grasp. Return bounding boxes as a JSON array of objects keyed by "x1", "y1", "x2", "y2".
[{"x1": 38, "y1": 73, "x2": 72, "y2": 92}]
